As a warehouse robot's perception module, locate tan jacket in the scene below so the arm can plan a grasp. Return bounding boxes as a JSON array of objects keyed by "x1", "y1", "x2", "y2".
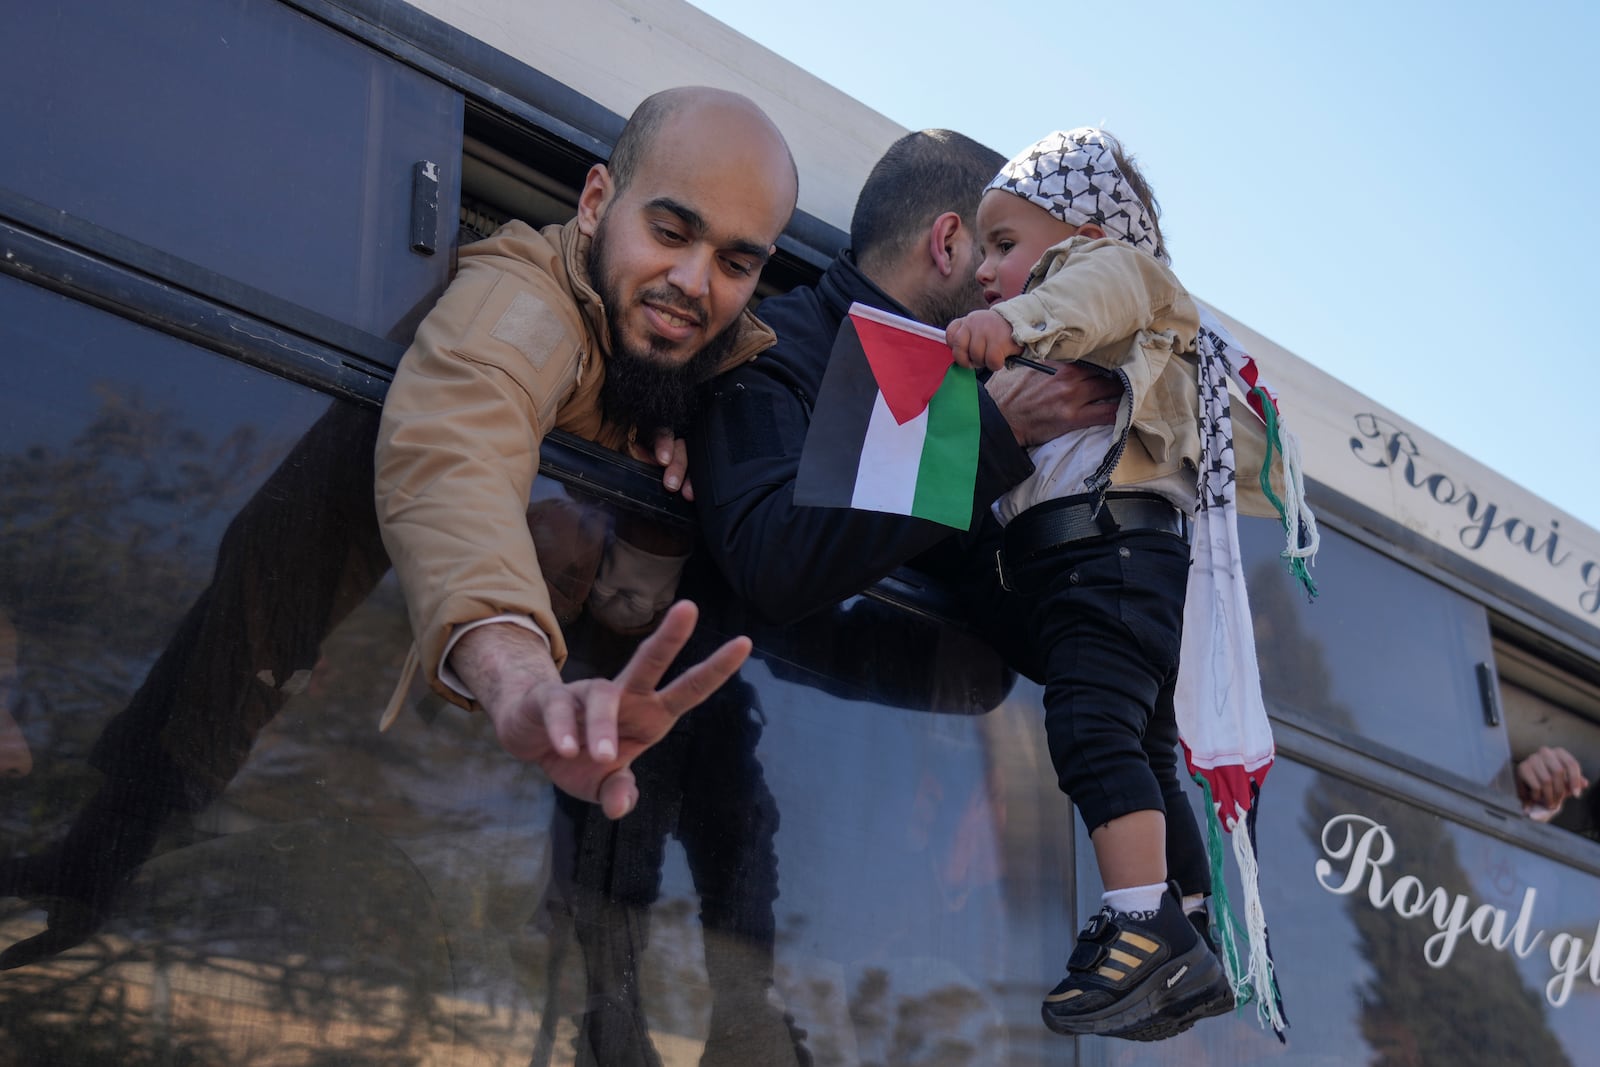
[
  {"x1": 375, "y1": 219, "x2": 773, "y2": 706},
  {"x1": 993, "y1": 235, "x2": 1281, "y2": 517}
]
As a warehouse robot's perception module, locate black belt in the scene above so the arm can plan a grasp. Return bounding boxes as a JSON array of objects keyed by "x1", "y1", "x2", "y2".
[{"x1": 996, "y1": 492, "x2": 1190, "y2": 591}]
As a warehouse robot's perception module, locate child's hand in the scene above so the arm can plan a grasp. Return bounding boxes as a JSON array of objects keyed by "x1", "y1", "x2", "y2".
[{"x1": 946, "y1": 309, "x2": 1023, "y2": 372}]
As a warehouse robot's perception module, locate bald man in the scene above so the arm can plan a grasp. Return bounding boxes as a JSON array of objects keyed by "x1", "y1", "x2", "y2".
[{"x1": 376, "y1": 87, "x2": 798, "y2": 818}]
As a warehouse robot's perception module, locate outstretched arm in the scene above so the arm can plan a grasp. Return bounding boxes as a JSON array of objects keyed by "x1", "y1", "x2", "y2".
[
  {"x1": 449, "y1": 601, "x2": 751, "y2": 819},
  {"x1": 375, "y1": 257, "x2": 584, "y2": 699}
]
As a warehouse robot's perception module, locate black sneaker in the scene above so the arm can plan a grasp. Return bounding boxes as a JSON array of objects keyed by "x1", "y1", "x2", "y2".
[
  {"x1": 1041, "y1": 886, "x2": 1229, "y2": 1039},
  {"x1": 1111, "y1": 909, "x2": 1237, "y2": 1041}
]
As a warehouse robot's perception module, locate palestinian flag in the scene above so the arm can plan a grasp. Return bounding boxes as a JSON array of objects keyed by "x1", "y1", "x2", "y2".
[{"x1": 795, "y1": 303, "x2": 980, "y2": 530}]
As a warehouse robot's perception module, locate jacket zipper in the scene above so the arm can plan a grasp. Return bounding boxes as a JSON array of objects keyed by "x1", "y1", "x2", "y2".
[{"x1": 1083, "y1": 366, "x2": 1135, "y2": 515}]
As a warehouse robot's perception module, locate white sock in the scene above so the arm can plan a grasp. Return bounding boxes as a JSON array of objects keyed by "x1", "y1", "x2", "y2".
[
  {"x1": 1183, "y1": 893, "x2": 1206, "y2": 916},
  {"x1": 1102, "y1": 882, "x2": 1167, "y2": 916}
]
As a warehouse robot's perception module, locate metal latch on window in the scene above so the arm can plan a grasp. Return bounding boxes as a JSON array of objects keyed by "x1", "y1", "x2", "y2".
[
  {"x1": 411, "y1": 160, "x2": 440, "y2": 256},
  {"x1": 1476, "y1": 661, "x2": 1503, "y2": 727}
]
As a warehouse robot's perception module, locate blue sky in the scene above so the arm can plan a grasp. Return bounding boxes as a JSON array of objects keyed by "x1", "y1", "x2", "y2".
[{"x1": 687, "y1": 0, "x2": 1600, "y2": 530}]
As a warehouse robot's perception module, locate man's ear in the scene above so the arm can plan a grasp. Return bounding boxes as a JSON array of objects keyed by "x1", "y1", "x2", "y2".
[
  {"x1": 1074, "y1": 222, "x2": 1106, "y2": 240},
  {"x1": 926, "y1": 211, "x2": 966, "y2": 278},
  {"x1": 577, "y1": 163, "x2": 614, "y2": 237}
]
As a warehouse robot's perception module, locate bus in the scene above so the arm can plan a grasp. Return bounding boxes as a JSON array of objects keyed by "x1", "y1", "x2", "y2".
[{"x1": 4, "y1": 1, "x2": 1599, "y2": 1063}]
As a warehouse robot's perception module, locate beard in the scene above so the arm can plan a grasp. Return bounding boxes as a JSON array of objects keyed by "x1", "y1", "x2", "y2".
[
  {"x1": 906, "y1": 239, "x2": 987, "y2": 329},
  {"x1": 599, "y1": 326, "x2": 736, "y2": 435},
  {"x1": 590, "y1": 219, "x2": 742, "y2": 435}
]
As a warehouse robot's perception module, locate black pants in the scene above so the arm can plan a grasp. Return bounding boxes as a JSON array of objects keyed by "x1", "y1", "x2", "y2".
[{"x1": 1011, "y1": 528, "x2": 1210, "y2": 897}]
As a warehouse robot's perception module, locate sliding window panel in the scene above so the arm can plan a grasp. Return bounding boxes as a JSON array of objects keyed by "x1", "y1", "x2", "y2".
[
  {"x1": 1242, "y1": 518, "x2": 1507, "y2": 785},
  {"x1": 1, "y1": 0, "x2": 461, "y2": 354}
]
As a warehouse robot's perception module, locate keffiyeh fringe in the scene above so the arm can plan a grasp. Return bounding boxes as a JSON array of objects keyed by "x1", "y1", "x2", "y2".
[
  {"x1": 1199, "y1": 778, "x2": 1288, "y2": 1039},
  {"x1": 1251, "y1": 385, "x2": 1319, "y2": 598}
]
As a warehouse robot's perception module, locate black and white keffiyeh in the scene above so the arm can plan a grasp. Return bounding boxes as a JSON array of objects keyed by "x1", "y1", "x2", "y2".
[
  {"x1": 1172, "y1": 305, "x2": 1318, "y2": 1040},
  {"x1": 986, "y1": 128, "x2": 1168, "y2": 264}
]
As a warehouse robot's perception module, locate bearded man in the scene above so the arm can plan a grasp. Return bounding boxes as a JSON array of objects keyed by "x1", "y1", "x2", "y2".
[{"x1": 375, "y1": 86, "x2": 798, "y2": 818}]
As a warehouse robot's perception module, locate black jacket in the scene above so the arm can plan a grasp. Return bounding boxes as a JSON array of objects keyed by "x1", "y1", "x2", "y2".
[{"x1": 690, "y1": 253, "x2": 1034, "y2": 624}]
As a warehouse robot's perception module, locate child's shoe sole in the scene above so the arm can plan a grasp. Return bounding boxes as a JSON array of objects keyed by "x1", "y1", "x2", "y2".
[{"x1": 1108, "y1": 973, "x2": 1235, "y2": 1041}]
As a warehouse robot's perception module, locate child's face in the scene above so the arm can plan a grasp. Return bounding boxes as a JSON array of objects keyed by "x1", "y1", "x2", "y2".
[{"x1": 973, "y1": 191, "x2": 1087, "y2": 305}]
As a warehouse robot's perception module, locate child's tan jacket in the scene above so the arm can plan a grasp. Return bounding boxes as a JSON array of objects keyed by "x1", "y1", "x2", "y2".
[{"x1": 992, "y1": 235, "x2": 1283, "y2": 517}]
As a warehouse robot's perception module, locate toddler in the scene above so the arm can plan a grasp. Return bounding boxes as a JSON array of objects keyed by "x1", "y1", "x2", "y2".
[{"x1": 946, "y1": 128, "x2": 1287, "y2": 1040}]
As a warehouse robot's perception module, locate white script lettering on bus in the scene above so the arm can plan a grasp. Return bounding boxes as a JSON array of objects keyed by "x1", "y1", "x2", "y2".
[{"x1": 1316, "y1": 812, "x2": 1600, "y2": 1007}]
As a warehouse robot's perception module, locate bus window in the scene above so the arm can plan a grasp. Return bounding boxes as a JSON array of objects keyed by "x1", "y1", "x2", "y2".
[
  {"x1": 0, "y1": 270, "x2": 447, "y2": 1057},
  {"x1": 2, "y1": 0, "x2": 461, "y2": 352},
  {"x1": 1498, "y1": 639, "x2": 1600, "y2": 840},
  {"x1": 462, "y1": 133, "x2": 580, "y2": 236},
  {"x1": 1241, "y1": 519, "x2": 1507, "y2": 785}
]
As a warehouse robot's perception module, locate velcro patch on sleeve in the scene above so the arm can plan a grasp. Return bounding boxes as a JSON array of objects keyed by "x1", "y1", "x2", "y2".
[
  {"x1": 489, "y1": 290, "x2": 568, "y2": 370},
  {"x1": 719, "y1": 388, "x2": 783, "y2": 459}
]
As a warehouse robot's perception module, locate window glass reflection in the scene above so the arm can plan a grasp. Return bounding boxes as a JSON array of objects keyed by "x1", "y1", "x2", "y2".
[
  {"x1": 1242, "y1": 518, "x2": 1507, "y2": 783},
  {"x1": 3, "y1": 0, "x2": 459, "y2": 346},
  {"x1": 1, "y1": 274, "x2": 1086, "y2": 1063},
  {"x1": 0, "y1": 276, "x2": 429, "y2": 1059},
  {"x1": 10, "y1": 271, "x2": 1591, "y2": 1064},
  {"x1": 521, "y1": 638, "x2": 1076, "y2": 1066},
  {"x1": 1077, "y1": 757, "x2": 1600, "y2": 1066},
  {"x1": 484, "y1": 479, "x2": 1079, "y2": 1064},
  {"x1": 0, "y1": 607, "x2": 25, "y2": 779}
]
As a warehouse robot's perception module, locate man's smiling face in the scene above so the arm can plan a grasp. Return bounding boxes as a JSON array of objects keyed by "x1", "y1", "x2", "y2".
[
  {"x1": 577, "y1": 90, "x2": 796, "y2": 431},
  {"x1": 587, "y1": 189, "x2": 765, "y2": 371},
  {"x1": 580, "y1": 94, "x2": 795, "y2": 368},
  {"x1": 587, "y1": 206, "x2": 747, "y2": 433}
]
